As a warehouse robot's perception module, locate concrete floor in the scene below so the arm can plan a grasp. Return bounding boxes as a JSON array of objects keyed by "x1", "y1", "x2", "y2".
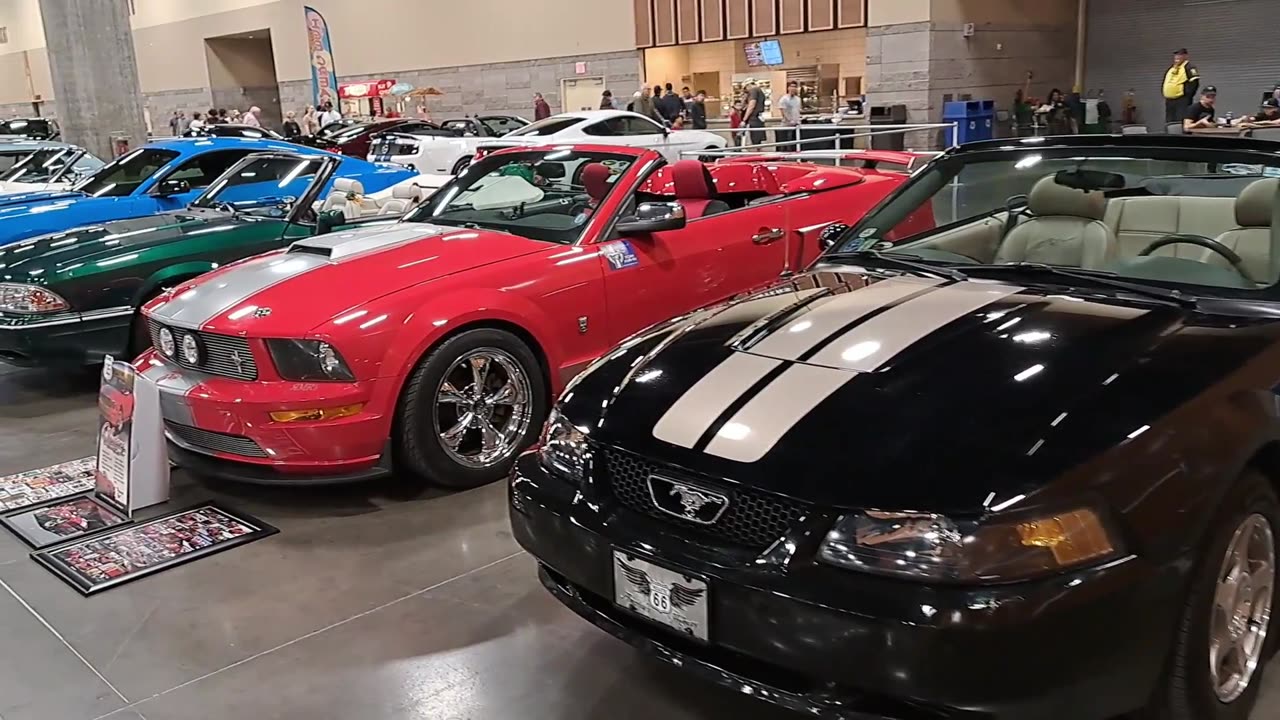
[{"x1": 0, "y1": 361, "x2": 1276, "y2": 720}]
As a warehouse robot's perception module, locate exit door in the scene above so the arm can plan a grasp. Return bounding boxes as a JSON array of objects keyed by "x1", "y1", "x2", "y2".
[{"x1": 561, "y1": 76, "x2": 606, "y2": 113}]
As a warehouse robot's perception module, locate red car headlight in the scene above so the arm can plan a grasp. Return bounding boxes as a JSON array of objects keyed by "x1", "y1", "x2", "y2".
[{"x1": 265, "y1": 339, "x2": 355, "y2": 382}]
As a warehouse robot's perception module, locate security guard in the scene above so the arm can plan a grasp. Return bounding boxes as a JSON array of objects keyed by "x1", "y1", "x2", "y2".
[{"x1": 1163, "y1": 48, "x2": 1201, "y2": 123}]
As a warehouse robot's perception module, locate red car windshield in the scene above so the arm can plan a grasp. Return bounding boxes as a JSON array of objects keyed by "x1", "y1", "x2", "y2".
[{"x1": 407, "y1": 149, "x2": 636, "y2": 244}]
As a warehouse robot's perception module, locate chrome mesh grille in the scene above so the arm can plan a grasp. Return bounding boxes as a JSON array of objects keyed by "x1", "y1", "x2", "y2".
[
  {"x1": 165, "y1": 421, "x2": 268, "y2": 458},
  {"x1": 148, "y1": 320, "x2": 257, "y2": 381},
  {"x1": 597, "y1": 445, "x2": 811, "y2": 552}
]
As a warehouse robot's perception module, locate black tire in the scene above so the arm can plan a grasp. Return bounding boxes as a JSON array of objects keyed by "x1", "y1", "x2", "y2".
[
  {"x1": 1146, "y1": 469, "x2": 1279, "y2": 720},
  {"x1": 451, "y1": 156, "x2": 472, "y2": 176},
  {"x1": 699, "y1": 146, "x2": 722, "y2": 163},
  {"x1": 394, "y1": 328, "x2": 548, "y2": 490}
]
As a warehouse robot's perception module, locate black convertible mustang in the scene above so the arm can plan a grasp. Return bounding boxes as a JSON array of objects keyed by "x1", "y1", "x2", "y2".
[{"x1": 511, "y1": 134, "x2": 1280, "y2": 719}]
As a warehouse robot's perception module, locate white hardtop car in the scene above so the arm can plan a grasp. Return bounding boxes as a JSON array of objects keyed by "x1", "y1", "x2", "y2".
[
  {"x1": 474, "y1": 110, "x2": 727, "y2": 165},
  {"x1": 367, "y1": 114, "x2": 529, "y2": 176}
]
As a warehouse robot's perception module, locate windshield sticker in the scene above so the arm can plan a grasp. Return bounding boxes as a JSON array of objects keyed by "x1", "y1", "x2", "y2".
[
  {"x1": 858, "y1": 228, "x2": 877, "y2": 238},
  {"x1": 601, "y1": 241, "x2": 640, "y2": 271}
]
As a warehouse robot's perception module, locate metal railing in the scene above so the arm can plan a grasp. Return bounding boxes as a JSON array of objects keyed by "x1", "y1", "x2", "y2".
[{"x1": 678, "y1": 122, "x2": 958, "y2": 165}]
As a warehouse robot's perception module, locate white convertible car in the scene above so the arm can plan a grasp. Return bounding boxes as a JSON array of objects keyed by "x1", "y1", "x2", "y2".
[
  {"x1": 0, "y1": 141, "x2": 104, "y2": 194},
  {"x1": 475, "y1": 110, "x2": 727, "y2": 164},
  {"x1": 367, "y1": 114, "x2": 529, "y2": 176}
]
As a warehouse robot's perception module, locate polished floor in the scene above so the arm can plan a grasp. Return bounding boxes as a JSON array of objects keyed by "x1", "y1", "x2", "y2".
[{"x1": 0, "y1": 362, "x2": 1276, "y2": 720}]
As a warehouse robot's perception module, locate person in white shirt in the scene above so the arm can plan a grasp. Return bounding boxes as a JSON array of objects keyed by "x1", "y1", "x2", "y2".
[
  {"x1": 318, "y1": 102, "x2": 342, "y2": 128},
  {"x1": 243, "y1": 106, "x2": 262, "y2": 128},
  {"x1": 777, "y1": 80, "x2": 803, "y2": 152},
  {"x1": 187, "y1": 112, "x2": 205, "y2": 133}
]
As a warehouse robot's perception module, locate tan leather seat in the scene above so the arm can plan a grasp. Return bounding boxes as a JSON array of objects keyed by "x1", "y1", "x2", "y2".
[
  {"x1": 1208, "y1": 178, "x2": 1279, "y2": 283},
  {"x1": 994, "y1": 176, "x2": 1116, "y2": 269},
  {"x1": 1103, "y1": 196, "x2": 1236, "y2": 259},
  {"x1": 378, "y1": 183, "x2": 421, "y2": 216}
]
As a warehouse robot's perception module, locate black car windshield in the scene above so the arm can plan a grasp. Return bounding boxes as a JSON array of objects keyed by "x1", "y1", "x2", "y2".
[
  {"x1": 327, "y1": 123, "x2": 379, "y2": 142},
  {"x1": 0, "y1": 119, "x2": 53, "y2": 137},
  {"x1": 192, "y1": 155, "x2": 324, "y2": 218},
  {"x1": 506, "y1": 117, "x2": 583, "y2": 137},
  {"x1": 75, "y1": 148, "x2": 179, "y2": 198},
  {"x1": 0, "y1": 148, "x2": 79, "y2": 183},
  {"x1": 405, "y1": 149, "x2": 635, "y2": 244},
  {"x1": 835, "y1": 144, "x2": 1280, "y2": 295}
]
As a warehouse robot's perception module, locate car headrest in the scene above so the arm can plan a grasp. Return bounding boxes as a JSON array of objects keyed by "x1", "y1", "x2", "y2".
[
  {"x1": 1028, "y1": 175, "x2": 1106, "y2": 220},
  {"x1": 671, "y1": 159, "x2": 715, "y2": 200},
  {"x1": 580, "y1": 163, "x2": 612, "y2": 201},
  {"x1": 1236, "y1": 178, "x2": 1279, "y2": 227},
  {"x1": 333, "y1": 178, "x2": 364, "y2": 195},
  {"x1": 536, "y1": 162, "x2": 566, "y2": 180},
  {"x1": 392, "y1": 183, "x2": 420, "y2": 200}
]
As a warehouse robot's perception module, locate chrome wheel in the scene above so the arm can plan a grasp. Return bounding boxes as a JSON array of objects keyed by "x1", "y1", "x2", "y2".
[
  {"x1": 432, "y1": 348, "x2": 533, "y2": 469},
  {"x1": 1209, "y1": 513, "x2": 1275, "y2": 703}
]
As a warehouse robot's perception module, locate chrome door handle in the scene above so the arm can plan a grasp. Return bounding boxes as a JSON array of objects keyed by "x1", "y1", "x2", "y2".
[{"x1": 752, "y1": 228, "x2": 785, "y2": 244}]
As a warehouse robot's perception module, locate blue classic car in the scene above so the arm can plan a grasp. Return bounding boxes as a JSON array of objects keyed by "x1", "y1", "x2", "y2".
[{"x1": 0, "y1": 137, "x2": 412, "y2": 247}]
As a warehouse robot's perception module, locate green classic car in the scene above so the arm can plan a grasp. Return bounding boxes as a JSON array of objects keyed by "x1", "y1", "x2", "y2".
[{"x1": 0, "y1": 151, "x2": 407, "y2": 368}]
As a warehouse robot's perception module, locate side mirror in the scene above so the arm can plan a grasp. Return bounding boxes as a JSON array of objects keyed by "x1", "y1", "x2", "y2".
[
  {"x1": 617, "y1": 202, "x2": 686, "y2": 235},
  {"x1": 154, "y1": 179, "x2": 191, "y2": 198},
  {"x1": 315, "y1": 209, "x2": 346, "y2": 235}
]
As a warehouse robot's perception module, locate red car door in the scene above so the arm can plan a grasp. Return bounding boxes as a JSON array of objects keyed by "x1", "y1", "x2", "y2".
[{"x1": 594, "y1": 200, "x2": 792, "y2": 341}]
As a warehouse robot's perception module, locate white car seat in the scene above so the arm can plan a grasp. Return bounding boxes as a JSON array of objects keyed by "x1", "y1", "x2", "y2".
[
  {"x1": 1209, "y1": 177, "x2": 1279, "y2": 283},
  {"x1": 379, "y1": 184, "x2": 421, "y2": 215},
  {"x1": 995, "y1": 176, "x2": 1117, "y2": 270}
]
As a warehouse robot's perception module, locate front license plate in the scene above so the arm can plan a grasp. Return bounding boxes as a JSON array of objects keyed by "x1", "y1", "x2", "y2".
[{"x1": 612, "y1": 550, "x2": 709, "y2": 641}]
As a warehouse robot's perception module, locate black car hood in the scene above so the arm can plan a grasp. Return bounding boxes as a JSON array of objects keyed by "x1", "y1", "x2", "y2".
[{"x1": 567, "y1": 267, "x2": 1276, "y2": 514}]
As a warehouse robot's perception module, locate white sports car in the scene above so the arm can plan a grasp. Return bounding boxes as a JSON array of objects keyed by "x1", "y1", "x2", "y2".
[
  {"x1": 0, "y1": 141, "x2": 103, "y2": 194},
  {"x1": 475, "y1": 110, "x2": 728, "y2": 164},
  {"x1": 367, "y1": 115, "x2": 529, "y2": 176}
]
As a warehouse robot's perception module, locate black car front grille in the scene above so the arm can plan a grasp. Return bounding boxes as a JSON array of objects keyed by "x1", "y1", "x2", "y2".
[
  {"x1": 148, "y1": 320, "x2": 258, "y2": 381},
  {"x1": 372, "y1": 137, "x2": 418, "y2": 157},
  {"x1": 597, "y1": 445, "x2": 811, "y2": 552},
  {"x1": 165, "y1": 421, "x2": 268, "y2": 458}
]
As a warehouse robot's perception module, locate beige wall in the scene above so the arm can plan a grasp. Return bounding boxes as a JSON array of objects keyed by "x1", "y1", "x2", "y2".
[
  {"x1": 931, "y1": 0, "x2": 1076, "y2": 25},
  {"x1": 868, "y1": 0, "x2": 930, "y2": 26},
  {"x1": 206, "y1": 37, "x2": 279, "y2": 89},
  {"x1": 135, "y1": 2, "x2": 294, "y2": 92}
]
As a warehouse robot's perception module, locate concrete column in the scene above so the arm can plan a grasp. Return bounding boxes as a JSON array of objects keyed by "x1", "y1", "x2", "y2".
[{"x1": 37, "y1": 0, "x2": 147, "y2": 160}]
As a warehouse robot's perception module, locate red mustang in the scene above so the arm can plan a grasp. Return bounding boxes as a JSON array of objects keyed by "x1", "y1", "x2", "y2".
[{"x1": 137, "y1": 145, "x2": 917, "y2": 488}]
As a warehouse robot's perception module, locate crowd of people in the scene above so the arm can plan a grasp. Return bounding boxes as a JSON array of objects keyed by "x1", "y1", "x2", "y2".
[
  {"x1": 166, "y1": 101, "x2": 344, "y2": 138},
  {"x1": 616, "y1": 79, "x2": 805, "y2": 149},
  {"x1": 1164, "y1": 48, "x2": 1280, "y2": 132}
]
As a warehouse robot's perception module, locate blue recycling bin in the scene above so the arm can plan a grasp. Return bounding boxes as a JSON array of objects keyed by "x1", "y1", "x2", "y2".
[{"x1": 944, "y1": 100, "x2": 996, "y2": 145}]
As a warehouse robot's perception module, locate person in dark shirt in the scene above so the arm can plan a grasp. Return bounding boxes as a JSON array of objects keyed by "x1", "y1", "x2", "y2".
[
  {"x1": 743, "y1": 81, "x2": 767, "y2": 146},
  {"x1": 1183, "y1": 86, "x2": 1217, "y2": 131},
  {"x1": 689, "y1": 90, "x2": 708, "y2": 130},
  {"x1": 657, "y1": 83, "x2": 682, "y2": 124},
  {"x1": 1244, "y1": 97, "x2": 1280, "y2": 128}
]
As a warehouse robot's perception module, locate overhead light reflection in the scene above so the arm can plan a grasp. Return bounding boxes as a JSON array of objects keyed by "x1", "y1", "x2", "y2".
[{"x1": 1014, "y1": 364, "x2": 1044, "y2": 382}]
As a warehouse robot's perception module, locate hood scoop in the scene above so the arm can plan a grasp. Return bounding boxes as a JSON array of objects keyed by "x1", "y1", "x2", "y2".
[{"x1": 288, "y1": 224, "x2": 445, "y2": 261}]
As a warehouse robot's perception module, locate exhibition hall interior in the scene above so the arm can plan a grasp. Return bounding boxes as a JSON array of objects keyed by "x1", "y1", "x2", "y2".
[{"x1": 5, "y1": 0, "x2": 1280, "y2": 718}]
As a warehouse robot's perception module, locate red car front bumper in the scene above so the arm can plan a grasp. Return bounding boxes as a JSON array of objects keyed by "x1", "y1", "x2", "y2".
[{"x1": 135, "y1": 350, "x2": 397, "y2": 484}]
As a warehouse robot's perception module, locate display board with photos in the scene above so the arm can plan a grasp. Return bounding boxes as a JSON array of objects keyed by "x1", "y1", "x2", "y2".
[
  {"x1": 32, "y1": 503, "x2": 278, "y2": 595},
  {"x1": 0, "y1": 457, "x2": 97, "y2": 513},
  {"x1": 1, "y1": 493, "x2": 129, "y2": 549}
]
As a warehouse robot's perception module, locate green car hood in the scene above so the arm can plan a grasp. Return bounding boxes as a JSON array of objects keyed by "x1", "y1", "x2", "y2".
[{"x1": 0, "y1": 207, "x2": 259, "y2": 284}]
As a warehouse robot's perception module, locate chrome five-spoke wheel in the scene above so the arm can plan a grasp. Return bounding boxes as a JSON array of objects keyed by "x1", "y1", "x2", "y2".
[
  {"x1": 1209, "y1": 512, "x2": 1275, "y2": 704},
  {"x1": 433, "y1": 348, "x2": 533, "y2": 469}
]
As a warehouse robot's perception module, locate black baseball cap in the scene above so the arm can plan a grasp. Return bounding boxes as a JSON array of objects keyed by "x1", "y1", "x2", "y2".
[
  {"x1": 1202, "y1": 85, "x2": 1217, "y2": 96},
  {"x1": 1264, "y1": 98, "x2": 1280, "y2": 109},
  {"x1": 1175, "y1": 48, "x2": 1188, "y2": 54}
]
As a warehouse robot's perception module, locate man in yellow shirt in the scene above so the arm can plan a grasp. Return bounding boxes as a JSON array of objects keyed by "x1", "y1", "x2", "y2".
[{"x1": 1163, "y1": 48, "x2": 1201, "y2": 123}]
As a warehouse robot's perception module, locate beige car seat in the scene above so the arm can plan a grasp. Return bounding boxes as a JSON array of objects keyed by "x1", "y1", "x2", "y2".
[
  {"x1": 994, "y1": 176, "x2": 1117, "y2": 270},
  {"x1": 379, "y1": 184, "x2": 421, "y2": 216},
  {"x1": 1208, "y1": 178, "x2": 1279, "y2": 284}
]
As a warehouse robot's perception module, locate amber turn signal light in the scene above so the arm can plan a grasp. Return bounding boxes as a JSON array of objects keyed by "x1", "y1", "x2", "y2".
[
  {"x1": 1016, "y1": 509, "x2": 1115, "y2": 567},
  {"x1": 269, "y1": 403, "x2": 364, "y2": 423}
]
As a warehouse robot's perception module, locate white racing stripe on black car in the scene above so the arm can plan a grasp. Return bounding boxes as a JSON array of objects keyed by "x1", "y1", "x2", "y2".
[
  {"x1": 652, "y1": 353, "x2": 783, "y2": 450},
  {"x1": 651, "y1": 280, "x2": 1025, "y2": 461}
]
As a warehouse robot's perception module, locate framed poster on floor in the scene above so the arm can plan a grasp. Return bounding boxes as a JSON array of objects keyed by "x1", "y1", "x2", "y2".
[
  {"x1": 32, "y1": 503, "x2": 278, "y2": 596},
  {"x1": 0, "y1": 493, "x2": 129, "y2": 549},
  {"x1": 0, "y1": 457, "x2": 96, "y2": 513}
]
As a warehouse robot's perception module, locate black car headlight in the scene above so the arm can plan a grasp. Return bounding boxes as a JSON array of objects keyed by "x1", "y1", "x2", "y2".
[
  {"x1": 0, "y1": 283, "x2": 70, "y2": 314},
  {"x1": 538, "y1": 408, "x2": 589, "y2": 485},
  {"x1": 265, "y1": 339, "x2": 355, "y2": 382},
  {"x1": 818, "y1": 508, "x2": 1119, "y2": 583}
]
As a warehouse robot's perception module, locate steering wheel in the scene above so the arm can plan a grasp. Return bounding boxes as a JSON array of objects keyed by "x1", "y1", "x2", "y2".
[{"x1": 1139, "y1": 234, "x2": 1259, "y2": 284}]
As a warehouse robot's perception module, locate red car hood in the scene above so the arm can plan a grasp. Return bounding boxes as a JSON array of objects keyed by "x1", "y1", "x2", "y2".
[{"x1": 145, "y1": 222, "x2": 547, "y2": 336}]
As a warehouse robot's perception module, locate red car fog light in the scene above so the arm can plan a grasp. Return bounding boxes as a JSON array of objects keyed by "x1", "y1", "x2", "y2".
[{"x1": 269, "y1": 403, "x2": 364, "y2": 423}]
